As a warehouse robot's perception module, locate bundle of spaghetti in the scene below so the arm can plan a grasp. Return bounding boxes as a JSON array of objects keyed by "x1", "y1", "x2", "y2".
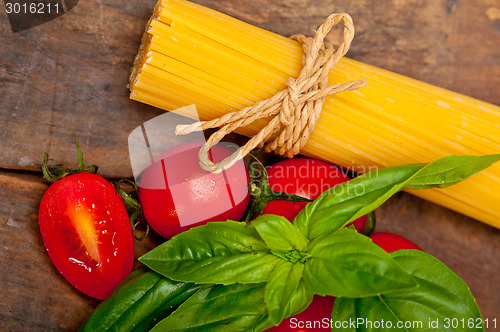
[{"x1": 130, "y1": 0, "x2": 500, "y2": 229}]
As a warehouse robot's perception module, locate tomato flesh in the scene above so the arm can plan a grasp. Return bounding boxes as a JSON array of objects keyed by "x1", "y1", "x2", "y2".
[
  {"x1": 138, "y1": 142, "x2": 250, "y2": 238},
  {"x1": 262, "y1": 158, "x2": 366, "y2": 232},
  {"x1": 38, "y1": 172, "x2": 134, "y2": 299}
]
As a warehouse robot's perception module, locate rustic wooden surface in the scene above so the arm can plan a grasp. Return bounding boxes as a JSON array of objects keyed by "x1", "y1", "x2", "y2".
[{"x1": 1, "y1": 0, "x2": 499, "y2": 331}]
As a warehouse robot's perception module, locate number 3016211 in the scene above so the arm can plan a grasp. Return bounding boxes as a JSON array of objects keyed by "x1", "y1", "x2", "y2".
[
  {"x1": 443, "y1": 317, "x2": 496, "y2": 329},
  {"x1": 5, "y1": 2, "x2": 60, "y2": 14}
]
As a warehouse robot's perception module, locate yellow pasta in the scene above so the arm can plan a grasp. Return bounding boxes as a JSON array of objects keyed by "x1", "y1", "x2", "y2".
[{"x1": 130, "y1": 0, "x2": 500, "y2": 228}]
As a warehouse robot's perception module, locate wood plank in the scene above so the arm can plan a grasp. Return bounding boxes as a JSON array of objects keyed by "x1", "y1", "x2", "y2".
[
  {"x1": 0, "y1": 0, "x2": 499, "y2": 178},
  {"x1": 0, "y1": 0, "x2": 161, "y2": 178}
]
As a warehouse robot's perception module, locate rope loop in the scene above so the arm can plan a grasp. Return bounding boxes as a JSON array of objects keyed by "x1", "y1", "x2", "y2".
[{"x1": 175, "y1": 13, "x2": 366, "y2": 173}]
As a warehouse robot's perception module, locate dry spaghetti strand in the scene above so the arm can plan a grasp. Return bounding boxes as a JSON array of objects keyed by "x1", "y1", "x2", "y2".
[{"x1": 175, "y1": 13, "x2": 366, "y2": 173}]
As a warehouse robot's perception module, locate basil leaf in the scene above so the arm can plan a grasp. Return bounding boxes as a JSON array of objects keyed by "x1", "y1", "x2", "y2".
[
  {"x1": 251, "y1": 214, "x2": 309, "y2": 251},
  {"x1": 294, "y1": 154, "x2": 500, "y2": 240},
  {"x1": 404, "y1": 154, "x2": 500, "y2": 189},
  {"x1": 140, "y1": 221, "x2": 281, "y2": 285},
  {"x1": 110, "y1": 279, "x2": 200, "y2": 332},
  {"x1": 80, "y1": 270, "x2": 160, "y2": 331},
  {"x1": 303, "y1": 228, "x2": 417, "y2": 297},
  {"x1": 151, "y1": 283, "x2": 268, "y2": 332},
  {"x1": 331, "y1": 250, "x2": 484, "y2": 331},
  {"x1": 331, "y1": 297, "x2": 357, "y2": 331},
  {"x1": 251, "y1": 315, "x2": 275, "y2": 332},
  {"x1": 80, "y1": 271, "x2": 199, "y2": 332},
  {"x1": 254, "y1": 280, "x2": 313, "y2": 331},
  {"x1": 294, "y1": 165, "x2": 419, "y2": 240},
  {"x1": 265, "y1": 260, "x2": 306, "y2": 325},
  {"x1": 284, "y1": 279, "x2": 314, "y2": 319}
]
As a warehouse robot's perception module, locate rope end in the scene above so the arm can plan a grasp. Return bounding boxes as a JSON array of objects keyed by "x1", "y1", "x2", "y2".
[{"x1": 174, "y1": 124, "x2": 187, "y2": 136}]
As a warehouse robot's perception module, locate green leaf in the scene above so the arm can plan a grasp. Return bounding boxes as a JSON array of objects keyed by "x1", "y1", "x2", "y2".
[
  {"x1": 80, "y1": 270, "x2": 200, "y2": 332},
  {"x1": 139, "y1": 221, "x2": 281, "y2": 285},
  {"x1": 250, "y1": 281, "x2": 313, "y2": 331},
  {"x1": 331, "y1": 250, "x2": 484, "y2": 331},
  {"x1": 265, "y1": 260, "x2": 306, "y2": 325},
  {"x1": 331, "y1": 297, "x2": 357, "y2": 331},
  {"x1": 294, "y1": 165, "x2": 420, "y2": 240},
  {"x1": 111, "y1": 279, "x2": 200, "y2": 332},
  {"x1": 250, "y1": 315, "x2": 276, "y2": 332},
  {"x1": 80, "y1": 270, "x2": 159, "y2": 331},
  {"x1": 303, "y1": 228, "x2": 417, "y2": 297},
  {"x1": 294, "y1": 154, "x2": 500, "y2": 240},
  {"x1": 151, "y1": 283, "x2": 269, "y2": 332},
  {"x1": 404, "y1": 154, "x2": 500, "y2": 189},
  {"x1": 251, "y1": 214, "x2": 309, "y2": 251}
]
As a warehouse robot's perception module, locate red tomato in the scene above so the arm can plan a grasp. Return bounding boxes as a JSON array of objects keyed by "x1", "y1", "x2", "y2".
[
  {"x1": 138, "y1": 142, "x2": 250, "y2": 238},
  {"x1": 370, "y1": 232, "x2": 423, "y2": 253},
  {"x1": 38, "y1": 172, "x2": 134, "y2": 300},
  {"x1": 262, "y1": 201, "x2": 309, "y2": 223},
  {"x1": 267, "y1": 295, "x2": 336, "y2": 331},
  {"x1": 261, "y1": 158, "x2": 366, "y2": 232}
]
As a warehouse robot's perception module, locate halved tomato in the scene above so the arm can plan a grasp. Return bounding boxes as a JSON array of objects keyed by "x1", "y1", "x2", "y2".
[{"x1": 38, "y1": 172, "x2": 134, "y2": 299}]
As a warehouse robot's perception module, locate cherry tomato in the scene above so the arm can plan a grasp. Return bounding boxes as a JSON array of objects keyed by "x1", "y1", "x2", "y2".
[
  {"x1": 38, "y1": 172, "x2": 134, "y2": 300},
  {"x1": 370, "y1": 232, "x2": 423, "y2": 253},
  {"x1": 262, "y1": 201, "x2": 309, "y2": 223},
  {"x1": 261, "y1": 158, "x2": 366, "y2": 232},
  {"x1": 138, "y1": 142, "x2": 250, "y2": 238},
  {"x1": 267, "y1": 295, "x2": 336, "y2": 331}
]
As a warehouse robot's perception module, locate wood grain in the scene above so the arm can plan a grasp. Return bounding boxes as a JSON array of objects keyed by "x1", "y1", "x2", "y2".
[{"x1": 0, "y1": 0, "x2": 161, "y2": 178}]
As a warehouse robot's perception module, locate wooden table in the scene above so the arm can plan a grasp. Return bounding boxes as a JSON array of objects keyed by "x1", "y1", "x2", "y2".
[{"x1": 1, "y1": 0, "x2": 499, "y2": 330}]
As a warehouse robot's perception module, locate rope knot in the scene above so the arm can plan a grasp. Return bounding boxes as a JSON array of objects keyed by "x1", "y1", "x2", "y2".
[{"x1": 175, "y1": 13, "x2": 367, "y2": 173}]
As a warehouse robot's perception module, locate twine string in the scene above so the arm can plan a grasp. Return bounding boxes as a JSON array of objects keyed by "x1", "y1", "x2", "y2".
[{"x1": 175, "y1": 13, "x2": 366, "y2": 173}]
